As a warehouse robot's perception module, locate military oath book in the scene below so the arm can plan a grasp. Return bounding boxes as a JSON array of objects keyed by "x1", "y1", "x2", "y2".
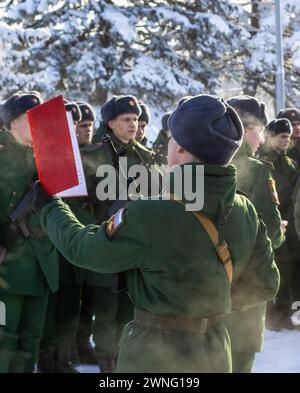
[{"x1": 27, "y1": 95, "x2": 87, "y2": 197}]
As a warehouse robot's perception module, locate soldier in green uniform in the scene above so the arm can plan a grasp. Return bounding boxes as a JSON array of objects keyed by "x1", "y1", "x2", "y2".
[
  {"x1": 277, "y1": 109, "x2": 300, "y2": 309},
  {"x1": 135, "y1": 102, "x2": 151, "y2": 146},
  {"x1": 81, "y1": 95, "x2": 158, "y2": 372},
  {"x1": 258, "y1": 118, "x2": 299, "y2": 330},
  {"x1": 277, "y1": 108, "x2": 300, "y2": 167},
  {"x1": 152, "y1": 112, "x2": 171, "y2": 165},
  {"x1": 223, "y1": 95, "x2": 285, "y2": 373},
  {"x1": 73, "y1": 102, "x2": 98, "y2": 366},
  {"x1": 38, "y1": 101, "x2": 84, "y2": 373},
  {"x1": 0, "y1": 91, "x2": 59, "y2": 373},
  {"x1": 32, "y1": 94, "x2": 279, "y2": 373}
]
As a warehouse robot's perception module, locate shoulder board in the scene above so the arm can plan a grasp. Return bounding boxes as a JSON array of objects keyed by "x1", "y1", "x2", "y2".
[
  {"x1": 256, "y1": 157, "x2": 274, "y2": 171},
  {"x1": 287, "y1": 156, "x2": 297, "y2": 167},
  {"x1": 81, "y1": 142, "x2": 103, "y2": 153},
  {"x1": 236, "y1": 189, "x2": 248, "y2": 197},
  {"x1": 106, "y1": 208, "x2": 126, "y2": 238},
  {"x1": 134, "y1": 140, "x2": 153, "y2": 154},
  {"x1": 268, "y1": 177, "x2": 280, "y2": 204}
]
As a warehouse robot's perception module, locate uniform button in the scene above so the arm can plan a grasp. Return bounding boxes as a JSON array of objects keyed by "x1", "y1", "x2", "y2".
[
  {"x1": 12, "y1": 192, "x2": 17, "y2": 196},
  {"x1": 9, "y1": 203, "x2": 14, "y2": 207}
]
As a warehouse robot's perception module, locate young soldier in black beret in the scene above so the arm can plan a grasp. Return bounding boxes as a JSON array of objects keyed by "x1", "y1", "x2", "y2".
[
  {"x1": 75, "y1": 95, "x2": 158, "y2": 372},
  {"x1": 277, "y1": 108, "x2": 300, "y2": 166},
  {"x1": 0, "y1": 91, "x2": 59, "y2": 373},
  {"x1": 76, "y1": 102, "x2": 96, "y2": 146},
  {"x1": 136, "y1": 102, "x2": 151, "y2": 146},
  {"x1": 259, "y1": 118, "x2": 300, "y2": 331},
  {"x1": 224, "y1": 95, "x2": 284, "y2": 373}
]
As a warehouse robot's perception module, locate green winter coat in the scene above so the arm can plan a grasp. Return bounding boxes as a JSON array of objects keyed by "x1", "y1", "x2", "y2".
[
  {"x1": 39, "y1": 163, "x2": 279, "y2": 372},
  {"x1": 0, "y1": 131, "x2": 59, "y2": 295},
  {"x1": 224, "y1": 141, "x2": 284, "y2": 355},
  {"x1": 80, "y1": 127, "x2": 159, "y2": 286},
  {"x1": 258, "y1": 146, "x2": 299, "y2": 267}
]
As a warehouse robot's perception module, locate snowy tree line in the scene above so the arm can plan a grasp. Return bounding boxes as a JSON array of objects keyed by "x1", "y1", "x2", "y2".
[{"x1": 1, "y1": 0, "x2": 300, "y2": 129}]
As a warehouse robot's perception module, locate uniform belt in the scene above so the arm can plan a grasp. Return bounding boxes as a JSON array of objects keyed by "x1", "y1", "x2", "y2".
[{"x1": 134, "y1": 308, "x2": 218, "y2": 334}]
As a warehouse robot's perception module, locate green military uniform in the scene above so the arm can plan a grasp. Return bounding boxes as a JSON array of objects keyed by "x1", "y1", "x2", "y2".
[
  {"x1": 288, "y1": 140, "x2": 300, "y2": 167},
  {"x1": 91, "y1": 121, "x2": 109, "y2": 144},
  {"x1": 0, "y1": 131, "x2": 59, "y2": 373},
  {"x1": 152, "y1": 129, "x2": 169, "y2": 165},
  {"x1": 39, "y1": 151, "x2": 98, "y2": 371},
  {"x1": 80, "y1": 127, "x2": 159, "y2": 368},
  {"x1": 223, "y1": 141, "x2": 284, "y2": 373},
  {"x1": 38, "y1": 163, "x2": 279, "y2": 372},
  {"x1": 258, "y1": 145, "x2": 299, "y2": 328}
]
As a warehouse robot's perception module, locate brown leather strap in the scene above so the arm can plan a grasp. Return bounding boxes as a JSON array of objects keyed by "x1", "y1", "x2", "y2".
[
  {"x1": 134, "y1": 308, "x2": 212, "y2": 334},
  {"x1": 169, "y1": 194, "x2": 233, "y2": 283}
]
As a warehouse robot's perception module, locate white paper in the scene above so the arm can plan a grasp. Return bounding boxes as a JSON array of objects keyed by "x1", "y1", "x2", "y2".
[{"x1": 56, "y1": 112, "x2": 88, "y2": 198}]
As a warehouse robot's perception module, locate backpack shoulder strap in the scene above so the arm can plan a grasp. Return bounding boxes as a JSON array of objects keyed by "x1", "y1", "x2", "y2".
[{"x1": 169, "y1": 194, "x2": 233, "y2": 283}]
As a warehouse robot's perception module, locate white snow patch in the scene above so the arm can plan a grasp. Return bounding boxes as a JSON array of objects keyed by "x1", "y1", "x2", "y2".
[
  {"x1": 102, "y1": 5, "x2": 136, "y2": 43},
  {"x1": 253, "y1": 329, "x2": 300, "y2": 373}
]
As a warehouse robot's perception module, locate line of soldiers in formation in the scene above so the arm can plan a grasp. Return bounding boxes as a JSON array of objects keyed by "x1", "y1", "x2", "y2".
[{"x1": 0, "y1": 91, "x2": 300, "y2": 373}]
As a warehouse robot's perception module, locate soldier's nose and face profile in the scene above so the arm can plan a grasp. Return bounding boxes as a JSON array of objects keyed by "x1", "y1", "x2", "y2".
[
  {"x1": 167, "y1": 136, "x2": 181, "y2": 168},
  {"x1": 108, "y1": 113, "x2": 138, "y2": 144},
  {"x1": 10, "y1": 113, "x2": 32, "y2": 146},
  {"x1": 245, "y1": 124, "x2": 265, "y2": 154}
]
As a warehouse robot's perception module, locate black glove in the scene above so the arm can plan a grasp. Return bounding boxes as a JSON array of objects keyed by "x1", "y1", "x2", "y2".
[
  {"x1": 0, "y1": 223, "x2": 18, "y2": 249},
  {"x1": 32, "y1": 181, "x2": 54, "y2": 213}
]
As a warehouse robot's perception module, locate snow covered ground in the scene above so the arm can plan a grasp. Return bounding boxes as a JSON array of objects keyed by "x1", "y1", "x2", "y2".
[
  {"x1": 253, "y1": 329, "x2": 300, "y2": 373},
  {"x1": 77, "y1": 328, "x2": 300, "y2": 373}
]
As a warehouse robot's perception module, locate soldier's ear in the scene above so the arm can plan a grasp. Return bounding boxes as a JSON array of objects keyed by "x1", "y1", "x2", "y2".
[{"x1": 108, "y1": 119, "x2": 115, "y2": 130}]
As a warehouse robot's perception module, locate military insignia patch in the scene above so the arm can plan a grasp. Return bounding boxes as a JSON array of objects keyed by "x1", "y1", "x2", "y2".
[
  {"x1": 85, "y1": 108, "x2": 89, "y2": 114},
  {"x1": 268, "y1": 178, "x2": 280, "y2": 205},
  {"x1": 106, "y1": 208, "x2": 126, "y2": 238},
  {"x1": 129, "y1": 100, "x2": 135, "y2": 106}
]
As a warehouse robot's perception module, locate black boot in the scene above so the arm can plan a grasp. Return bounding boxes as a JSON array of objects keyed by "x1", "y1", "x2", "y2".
[
  {"x1": 77, "y1": 340, "x2": 98, "y2": 365},
  {"x1": 55, "y1": 345, "x2": 79, "y2": 373},
  {"x1": 98, "y1": 356, "x2": 116, "y2": 373},
  {"x1": 38, "y1": 347, "x2": 56, "y2": 373}
]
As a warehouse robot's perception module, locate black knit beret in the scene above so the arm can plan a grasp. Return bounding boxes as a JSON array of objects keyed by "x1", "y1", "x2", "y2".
[
  {"x1": 65, "y1": 100, "x2": 82, "y2": 122},
  {"x1": 0, "y1": 91, "x2": 42, "y2": 129},
  {"x1": 138, "y1": 102, "x2": 151, "y2": 124},
  {"x1": 168, "y1": 94, "x2": 244, "y2": 165},
  {"x1": 266, "y1": 118, "x2": 292, "y2": 135},
  {"x1": 77, "y1": 102, "x2": 96, "y2": 122},
  {"x1": 276, "y1": 108, "x2": 300, "y2": 123},
  {"x1": 101, "y1": 95, "x2": 141, "y2": 126}
]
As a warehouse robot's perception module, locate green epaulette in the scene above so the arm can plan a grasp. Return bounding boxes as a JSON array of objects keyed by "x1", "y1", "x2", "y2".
[{"x1": 134, "y1": 140, "x2": 154, "y2": 154}]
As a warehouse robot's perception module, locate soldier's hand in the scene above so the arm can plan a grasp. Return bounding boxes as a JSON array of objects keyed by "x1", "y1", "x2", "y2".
[
  {"x1": 281, "y1": 220, "x2": 288, "y2": 234},
  {"x1": 32, "y1": 181, "x2": 54, "y2": 213}
]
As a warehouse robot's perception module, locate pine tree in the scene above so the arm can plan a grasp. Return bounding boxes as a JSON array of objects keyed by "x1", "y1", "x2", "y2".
[{"x1": 0, "y1": 0, "x2": 247, "y2": 111}]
